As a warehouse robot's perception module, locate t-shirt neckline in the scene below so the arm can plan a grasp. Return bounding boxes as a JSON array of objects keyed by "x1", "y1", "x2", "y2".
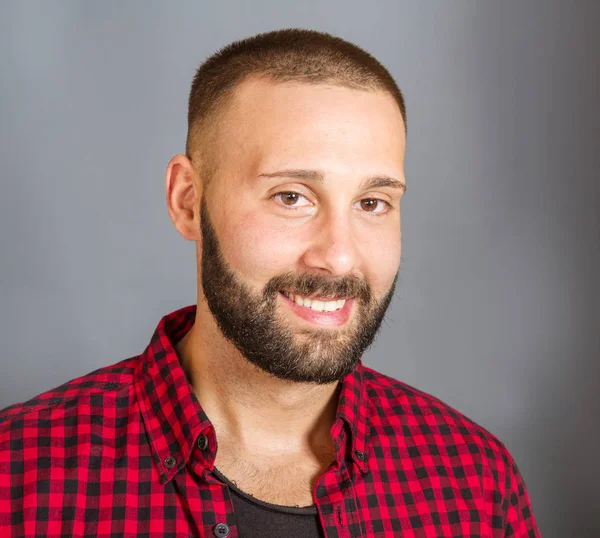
[{"x1": 212, "y1": 466, "x2": 318, "y2": 516}]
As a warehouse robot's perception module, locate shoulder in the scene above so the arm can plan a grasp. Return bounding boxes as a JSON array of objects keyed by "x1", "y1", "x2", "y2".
[
  {"x1": 362, "y1": 365, "x2": 514, "y2": 470},
  {"x1": 0, "y1": 356, "x2": 138, "y2": 438}
]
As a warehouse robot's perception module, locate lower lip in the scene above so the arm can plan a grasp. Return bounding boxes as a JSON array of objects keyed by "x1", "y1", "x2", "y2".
[{"x1": 279, "y1": 292, "x2": 354, "y2": 327}]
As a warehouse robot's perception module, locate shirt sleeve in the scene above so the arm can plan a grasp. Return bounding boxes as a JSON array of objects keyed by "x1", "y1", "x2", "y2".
[{"x1": 504, "y1": 456, "x2": 541, "y2": 537}]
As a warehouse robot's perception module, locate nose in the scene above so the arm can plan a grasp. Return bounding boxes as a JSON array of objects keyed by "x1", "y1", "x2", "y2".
[{"x1": 300, "y1": 211, "x2": 359, "y2": 277}]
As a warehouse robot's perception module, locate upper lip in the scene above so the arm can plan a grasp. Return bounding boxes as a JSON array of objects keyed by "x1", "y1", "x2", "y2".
[{"x1": 281, "y1": 290, "x2": 351, "y2": 301}]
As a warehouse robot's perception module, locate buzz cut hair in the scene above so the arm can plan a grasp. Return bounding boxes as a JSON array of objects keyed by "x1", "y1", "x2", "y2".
[{"x1": 186, "y1": 28, "x2": 407, "y2": 184}]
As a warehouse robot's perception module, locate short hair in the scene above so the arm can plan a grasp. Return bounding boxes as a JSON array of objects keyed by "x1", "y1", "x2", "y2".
[{"x1": 186, "y1": 28, "x2": 407, "y2": 184}]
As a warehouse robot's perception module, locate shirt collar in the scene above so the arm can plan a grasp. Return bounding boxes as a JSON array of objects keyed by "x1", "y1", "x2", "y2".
[{"x1": 134, "y1": 304, "x2": 371, "y2": 484}]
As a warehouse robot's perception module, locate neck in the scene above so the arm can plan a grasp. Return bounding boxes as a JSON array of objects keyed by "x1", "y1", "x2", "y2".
[{"x1": 176, "y1": 302, "x2": 341, "y2": 456}]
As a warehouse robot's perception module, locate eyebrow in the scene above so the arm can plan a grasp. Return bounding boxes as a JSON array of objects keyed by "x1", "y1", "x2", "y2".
[{"x1": 257, "y1": 169, "x2": 407, "y2": 193}]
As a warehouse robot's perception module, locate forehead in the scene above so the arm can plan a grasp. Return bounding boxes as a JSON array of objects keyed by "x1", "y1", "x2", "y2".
[{"x1": 213, "y1": 77, "x2": 406, "y2": 179}]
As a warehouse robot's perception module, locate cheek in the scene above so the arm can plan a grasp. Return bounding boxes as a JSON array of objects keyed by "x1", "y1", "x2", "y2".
[
  {"x1": 220, "y1": 212, "x2": 301, "y2": 280},
  {"x1": 361, "y1": 221, "x2": 401, "y2": 294}
]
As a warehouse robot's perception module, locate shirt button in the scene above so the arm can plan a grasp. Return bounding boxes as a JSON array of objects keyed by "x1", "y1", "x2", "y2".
[
  {"x1": 164, "y1": 455, "x2": 176, "y2": 469},
  {"x1": 355, "y1": 449, "x2": 365, "y2": 461},
  {"x1": 213, "y1": 523, "x2": 230, "y2": 537},
  {"x1": 197, "y1": 434, "x2": 209, "y2": 451}
]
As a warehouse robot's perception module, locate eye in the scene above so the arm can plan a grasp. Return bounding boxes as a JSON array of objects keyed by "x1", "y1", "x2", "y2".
[
  {"x1": 355, "y1": 198, "x2": 393, "y2": 216},
  {"x1": 271, "y1": 191, "x2": 312, "y2": 208},
  {"x1": 270, "y1": 191, "x2": 393, "y2": 216}
]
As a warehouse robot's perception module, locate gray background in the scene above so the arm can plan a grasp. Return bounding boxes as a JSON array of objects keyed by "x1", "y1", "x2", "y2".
[{"x1": 1, "y1": 1, "x2": 598, "y2": 536}]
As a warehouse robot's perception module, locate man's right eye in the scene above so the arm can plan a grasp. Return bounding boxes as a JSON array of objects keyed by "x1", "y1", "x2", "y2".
[{"x1": 271, "y1": 191, "x2": 312, "y2": 208}]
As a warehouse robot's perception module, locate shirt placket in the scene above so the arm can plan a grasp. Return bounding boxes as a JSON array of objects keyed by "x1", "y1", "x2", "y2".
[
  {"x1": 178, "y1": 434, "x2": 238, "y2": 538},
  {"x1": 316, "y1": 460, "x2": 365, "y2": 538}
]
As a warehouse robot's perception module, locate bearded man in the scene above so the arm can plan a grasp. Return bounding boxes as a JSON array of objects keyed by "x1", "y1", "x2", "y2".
[{"x1": 0, "y1": 29, "x2": 540, "y2": 538}]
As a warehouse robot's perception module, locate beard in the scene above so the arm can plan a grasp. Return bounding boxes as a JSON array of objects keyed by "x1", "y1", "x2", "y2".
[{"x1": 199, "y1": 196, "x2": 398, "y2": 384}]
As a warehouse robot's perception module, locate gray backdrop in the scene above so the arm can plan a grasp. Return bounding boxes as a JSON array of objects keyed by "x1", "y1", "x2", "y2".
[{"x1": 1, "y1": 1, "x2": 598, "y2": 536}]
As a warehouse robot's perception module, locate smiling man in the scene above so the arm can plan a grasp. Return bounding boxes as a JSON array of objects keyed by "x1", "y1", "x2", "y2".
[{"x1": 0, "y1": 29, "x2": 540, "y2": 537}]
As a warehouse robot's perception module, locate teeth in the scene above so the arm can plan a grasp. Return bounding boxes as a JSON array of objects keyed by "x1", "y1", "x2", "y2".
[
  {"x1": 311, "y1": 299, "x2": 324, "y2": 311},
  {"x1": 282, "y1": 291, "x2": 346, "y2": 312}
]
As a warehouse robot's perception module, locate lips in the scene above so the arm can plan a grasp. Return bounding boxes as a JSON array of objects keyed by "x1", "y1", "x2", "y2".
[{"x1": 279, "y1": 291, "x2": 353, "y2": 327}]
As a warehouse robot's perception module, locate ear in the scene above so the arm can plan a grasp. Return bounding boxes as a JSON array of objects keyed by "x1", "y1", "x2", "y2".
[{"x1": 165, "y1": 154, "x2": 202, "y2": 241}]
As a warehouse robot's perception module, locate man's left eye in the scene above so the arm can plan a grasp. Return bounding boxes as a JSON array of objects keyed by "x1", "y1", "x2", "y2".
[{"x1": 356, "y1": 198, "x2": 393, "y2": 216}]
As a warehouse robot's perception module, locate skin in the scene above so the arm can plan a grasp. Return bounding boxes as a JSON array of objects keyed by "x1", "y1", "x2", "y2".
[{"x1": 165, "y1": 77, "x2": 406, "y2": 505}]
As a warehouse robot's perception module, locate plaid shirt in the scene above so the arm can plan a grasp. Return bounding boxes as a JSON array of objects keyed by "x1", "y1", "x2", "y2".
[{"x1": 0, "y1": 305, "x2": 540, "y2": 537}]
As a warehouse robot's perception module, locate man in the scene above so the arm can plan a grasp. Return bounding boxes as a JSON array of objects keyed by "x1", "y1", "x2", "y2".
[{"x1": 0, "y1": 29, "x2": 540, "y2": 537}]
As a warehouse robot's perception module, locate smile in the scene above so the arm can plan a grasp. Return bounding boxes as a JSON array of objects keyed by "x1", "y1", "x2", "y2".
[
  {"x1": 281, "y1": 290, "x2": 346, "y2": 312},
  {"x1": 279, "y1": 291, "x2": 354, "y2": 327}
]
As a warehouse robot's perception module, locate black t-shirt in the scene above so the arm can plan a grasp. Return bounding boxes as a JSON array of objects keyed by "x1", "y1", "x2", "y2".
[{"x1": 212, "y1": 467, "x2": 324, "y2": 538}]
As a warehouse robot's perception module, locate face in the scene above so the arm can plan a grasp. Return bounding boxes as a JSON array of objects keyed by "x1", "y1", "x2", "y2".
[{"x1": 199, "y1": 78, "x2": 406, "y2": 384}]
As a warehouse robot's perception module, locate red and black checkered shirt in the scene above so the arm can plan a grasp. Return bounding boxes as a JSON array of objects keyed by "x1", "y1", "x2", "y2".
[{"x1": 0, "y1": 305, "x2": 540, "y2": 537}]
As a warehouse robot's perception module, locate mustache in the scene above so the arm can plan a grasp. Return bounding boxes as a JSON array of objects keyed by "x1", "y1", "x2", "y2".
[{"x1": 264, "y1": 271, "x2": 372, "y2": 303}]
